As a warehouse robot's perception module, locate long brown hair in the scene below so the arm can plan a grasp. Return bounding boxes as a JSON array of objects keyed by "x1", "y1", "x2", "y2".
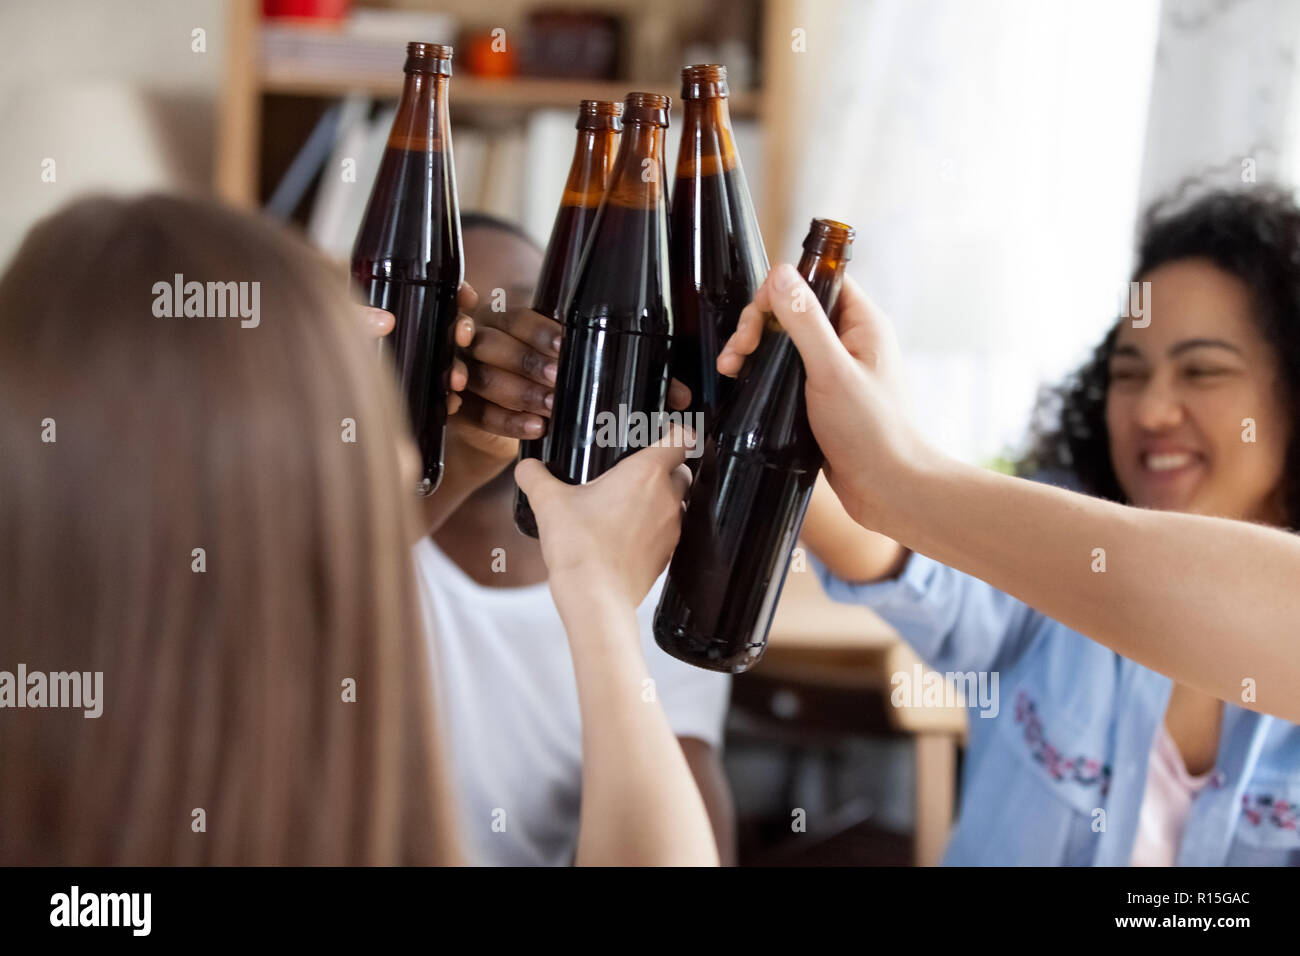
[{"x1": 0, "y1": 194, "x2": 460, "y2": 864}]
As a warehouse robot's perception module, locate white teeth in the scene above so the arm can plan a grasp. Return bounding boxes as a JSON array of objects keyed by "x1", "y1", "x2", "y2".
[{"x1": 1144, "y1": 452, "x2": 1194, "y2": 472}]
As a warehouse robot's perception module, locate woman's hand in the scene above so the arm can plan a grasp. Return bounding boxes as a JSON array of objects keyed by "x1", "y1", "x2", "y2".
[
  {"x1": 717, "y1": 265, "x2": 935, "y2": 531},
  {"x1": 520, "y1": 425, "x2": 718, "y2": 868},
  {"x1": 514, "y1": 426, "x2": 694, "y2": 608}
]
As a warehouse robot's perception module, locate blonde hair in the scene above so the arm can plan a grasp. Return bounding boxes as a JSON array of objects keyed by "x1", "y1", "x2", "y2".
[{"x1": 0, "y1": 194, "x2": 460, "y2": 864}]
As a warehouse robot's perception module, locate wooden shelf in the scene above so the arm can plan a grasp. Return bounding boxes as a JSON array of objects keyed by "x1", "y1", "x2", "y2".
[
  {"x1": 259, "y1": 67, "x2": 761, "y2": 117},
  {"x1": 216, "y1": 0, "x2": 795, "y2": 252}
]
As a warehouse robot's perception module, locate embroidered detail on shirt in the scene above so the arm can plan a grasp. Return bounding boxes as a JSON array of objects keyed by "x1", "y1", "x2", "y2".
[
  {"x1": 1013, "y1": 690, "x2": 1112, "y2": 796},
  {"x1": 1241, "y1": 793, "x2": 1297, "y2": 830}
]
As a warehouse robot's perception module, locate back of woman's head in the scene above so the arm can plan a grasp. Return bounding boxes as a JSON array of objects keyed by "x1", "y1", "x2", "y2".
[
  {"x1": 1023, "y1": 185, "x2": 1300, "y2": 528},
  {"x1": 0, "y1": 194, "x2": 458, "y2": 864}
]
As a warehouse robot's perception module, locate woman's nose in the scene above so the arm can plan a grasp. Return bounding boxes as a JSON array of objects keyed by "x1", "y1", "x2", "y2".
[{"x1": 1133, "y1": 374, "x2": 1185, "y2": 431}]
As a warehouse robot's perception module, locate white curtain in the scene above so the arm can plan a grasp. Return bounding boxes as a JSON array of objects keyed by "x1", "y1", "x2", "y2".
[
  {"x1": 1139, "y1": 0, "x2": 1300, "y2": 206},
  {"x1": 781, "y1": 0, "x2": 1162, "y2": 463}
]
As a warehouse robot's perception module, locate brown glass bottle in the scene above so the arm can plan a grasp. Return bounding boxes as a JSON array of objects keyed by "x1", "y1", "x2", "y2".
[
  {"x1": 352, "y1": 42, "x2": 463, "y2": 496},
  {"x1": 669, "y1": 64, "x2": 768, "y2": 448},
  {"x1": 654, "y1": 219, "x2": 855, "y2": 673},
  {"x1": 544, "y1": 93, "x2": 673, "y2": 487},
  {"x1": 514, "y1": 100, "x2": 622, "y2": 537}
]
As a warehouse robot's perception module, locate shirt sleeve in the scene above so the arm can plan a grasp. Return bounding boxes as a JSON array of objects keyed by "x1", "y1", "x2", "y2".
[
  {"x1": 812, "y1": 551, "x2": 1041, "y2": 674},
  {"x1": 636, "y1": 577, "x2": 732, "y2": 750}
]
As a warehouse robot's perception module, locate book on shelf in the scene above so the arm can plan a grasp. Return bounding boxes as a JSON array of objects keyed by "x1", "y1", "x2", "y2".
[{"x1": 260, "y1": 13, "x2": 458, "y2": 83}]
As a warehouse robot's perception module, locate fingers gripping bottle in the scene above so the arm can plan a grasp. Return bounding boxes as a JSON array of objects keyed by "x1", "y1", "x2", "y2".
[{"x1": 654, "y1": 219, "x2": 855, "y2": 673}]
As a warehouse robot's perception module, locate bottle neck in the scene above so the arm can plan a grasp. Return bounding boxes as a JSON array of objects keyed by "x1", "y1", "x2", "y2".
[
  {"x1": 603, "y1": 121, "x2": 668, "y2": 208},
  {"x1": 800, "y1": 247, "x2": 849, "y2": 291},
  {"x1": 561, "y1": 127, "x2": 620, "y2": 207},
  {"x1": 762, "y1": 249, "x2": 849, "y2": 334},
  {"x1": 388, "y1": 72, "x2": 451, "y2": 151},
  {"x1": 677, "y1": 96, "x2": 740, "y2": 179}
]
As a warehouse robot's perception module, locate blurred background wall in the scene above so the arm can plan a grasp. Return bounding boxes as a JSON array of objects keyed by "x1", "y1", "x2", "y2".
[
  {"x1": 0, "y1": 0, "x2": 227, "y2": 266},
  {"x1": 7, "y1": 0, "x2": 1300, "y2": 466}
]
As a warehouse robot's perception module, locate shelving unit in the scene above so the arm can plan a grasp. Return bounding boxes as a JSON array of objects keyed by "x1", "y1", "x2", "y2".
[
  {"x1": 260, "y1": 63, "x2": 761, "y2": 115},
  {"x1": 213, "y1": 0, "x2": 796, "y2": 249}
]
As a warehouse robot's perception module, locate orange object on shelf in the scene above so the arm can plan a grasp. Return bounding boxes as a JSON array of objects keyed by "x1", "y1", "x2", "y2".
[{"x1": 460, "y1": 28, "x2": 518, "y2": 78}]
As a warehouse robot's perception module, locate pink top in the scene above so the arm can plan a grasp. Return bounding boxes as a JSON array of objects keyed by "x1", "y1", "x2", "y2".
[{"x1": 1130, "y1": 723, "x2": 1214, "y2": 866}]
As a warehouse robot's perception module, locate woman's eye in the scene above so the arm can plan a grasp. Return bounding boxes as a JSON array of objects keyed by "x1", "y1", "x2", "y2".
[
  {"x1": 1184, "y1": 366, "x2": 1227, "y2": 379},
  {"x1": 1109, "y1": 367, "x2": 1144, "y2": 382}
]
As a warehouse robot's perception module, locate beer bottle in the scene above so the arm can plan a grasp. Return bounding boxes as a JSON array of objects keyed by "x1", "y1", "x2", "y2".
[
  {"x1": 514, "y1": 99, "x2": 623, "y2": 537},
  {"x1": 669, "y1": 64, "x2": 767, "y2": 445},
  {"x1": 654, "y1": 219, "x2": 855, "y2": 673},
  {"x1": 352, "y1": 42, "x2": 463, "y2": 496},
  {"x1": 544, "y1": 93, "x2": 673, "y2": 487}
]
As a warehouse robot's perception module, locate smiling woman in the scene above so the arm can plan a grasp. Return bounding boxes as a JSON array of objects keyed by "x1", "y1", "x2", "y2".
[
  {"x1": 1024, "y1": 186, "x2": 1300, "y2": 530},
  {"x1": 1105, "y1": 258, "x2": 1290, "y2": 523},
  {"x1": 788, "y1": 186, "x2": 1300, "y2": 865}
]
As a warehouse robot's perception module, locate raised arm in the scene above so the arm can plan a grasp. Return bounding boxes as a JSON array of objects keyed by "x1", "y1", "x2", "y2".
[
  {"x1": 800, "y1": 474, "x2": 907, "y2": 583},
  {"x1": 892, "y1": 453, "x2": 1300, "y2": 719},
  {"x1": 515, "y1": 429, "x2": 719, "y2": 866},
  {"x1": 720, "y1": 265, "x2": 1300, "y2": 721}
]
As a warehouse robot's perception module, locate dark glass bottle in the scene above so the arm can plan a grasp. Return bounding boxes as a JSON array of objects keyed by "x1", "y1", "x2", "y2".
[
  {"x1": 352, "y1": 42, "x2": 463, "y2": 496},
  {"x1": 654, "y1": 219, "x2": 855, "y2": 673},
  {"x1": 544, "y1": 92, "x2": 673, "y2": 487},
  {"x1": 514, "y1": 99, "x2": 623, "y2": 537},
  {"x1": 669, "y1": 64, "x2": 768, "y2": 448}
]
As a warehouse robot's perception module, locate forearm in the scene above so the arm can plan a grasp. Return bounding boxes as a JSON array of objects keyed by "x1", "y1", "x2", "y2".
[
  {"x1": 551, "y1": 580, "x2": 719, "y2": 866},
  {"x1": 680, "y1": 738, "x2": 737, "y2": 866},
  {"x1": 883, "y1": 455, "x2": 1300, "y2": 721},
  {"x1": 801, "y1": 475, "x2": 908, "y2": 582}
]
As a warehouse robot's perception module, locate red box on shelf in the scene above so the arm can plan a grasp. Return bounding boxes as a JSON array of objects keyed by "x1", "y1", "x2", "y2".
[{"x1": 263, "y1": 0, "x2": 351, "y2": 22}]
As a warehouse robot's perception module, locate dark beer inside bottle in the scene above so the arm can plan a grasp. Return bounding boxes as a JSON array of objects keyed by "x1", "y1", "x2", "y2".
[
  {"x1": 654, "y1": 219, "x2": 854, "y2": 673},
  {"x1": 515, "y1": 100, "x2": 622, "y2": 537},
  {"x1": 546, "y1": 93, "x2": 673, "y2": 486},
  {"x1": 352, "y1": 42, "x2": 462, "y2": 497},
  {"x1": 669, "y1": 64, "x2": 767, "y2": 435},
  {"x1": 532, "y1": 100, "x2": 623, "y2": 321}
]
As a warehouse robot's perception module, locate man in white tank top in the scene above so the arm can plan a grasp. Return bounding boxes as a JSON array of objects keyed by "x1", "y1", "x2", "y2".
[{"x1": 417, "y1": 214, "x2": 734, "y2": 865}]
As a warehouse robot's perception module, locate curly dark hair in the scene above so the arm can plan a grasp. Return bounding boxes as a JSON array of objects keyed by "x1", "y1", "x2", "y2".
[{"x1": 1020, "y1": 184, "x2": 1300, "y2": 528}]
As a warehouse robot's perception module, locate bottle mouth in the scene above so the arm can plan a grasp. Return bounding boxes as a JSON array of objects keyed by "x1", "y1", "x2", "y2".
[
  {"x1": 804, "y1": 218, "x2": 856, "y2": 260},
  {"x1": 580, "y1": 99, "x2": 624, "y2": 116},
  {"x1": 681, "y1": 64, "x2": 729, "y2": 99},
  {"x1": 623, "y1": 92, "x2": 672, "y2": 127},
  {"x1": 405, "y1": 42, "x2": 454, "y2": 76},
  {"x1": 577, "y1": 99, "x2": 624, "y2": 130}
]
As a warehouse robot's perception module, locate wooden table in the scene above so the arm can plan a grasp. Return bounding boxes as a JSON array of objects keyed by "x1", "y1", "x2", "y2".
[{"x1": 761, "y1": 559, "x2": 967, "y2": 866}]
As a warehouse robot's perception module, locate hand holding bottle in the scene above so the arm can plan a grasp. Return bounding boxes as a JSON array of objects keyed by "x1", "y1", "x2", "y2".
[
  {"x1": 355, "y1": 285, "x2": 476, "y2": 414},
  {"x1": 448, "y1": 296, "x2": 692, "y2": 484},
  {"x1": 717, "y1": 266, "x2": 936, "y2": 534},
  {"x1": 515, "y1": 426, "x2": 693, "y2": 609},
  {"x1": 722, "y1": 267, "x2": 1300, "y2": 722}
]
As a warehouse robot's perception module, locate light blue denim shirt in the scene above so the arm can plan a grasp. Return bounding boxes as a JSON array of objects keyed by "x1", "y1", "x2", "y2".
[{"x1": 814, "y1": 552, "x2": 1300, "y2": 865}]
